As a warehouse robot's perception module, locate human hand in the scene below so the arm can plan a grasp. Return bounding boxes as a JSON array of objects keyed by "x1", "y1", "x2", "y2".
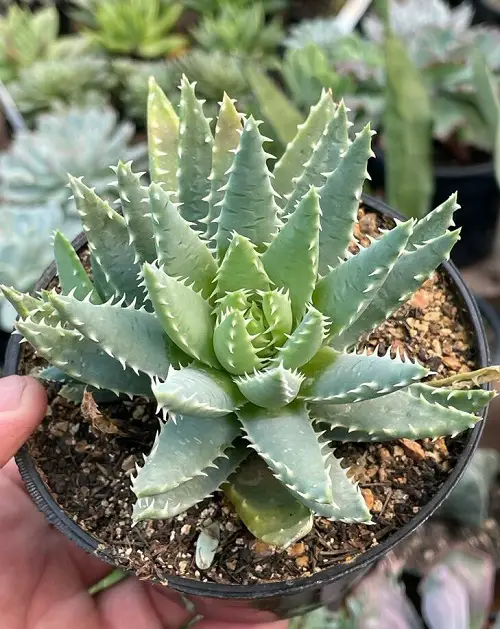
[{"x1": 0, "y1": 375, "x2": 288, "y2": 629}]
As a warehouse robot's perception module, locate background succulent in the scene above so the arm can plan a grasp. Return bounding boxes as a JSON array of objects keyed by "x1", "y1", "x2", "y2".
[
  {"x1": 184, "y1": 0, "x2": 286, "y2": 15},
  {"x1": 191, "y1": 3, "x2": 283, "y2": 61},
  {"x1": 7, "y1": 55, "x2": 115, "y2": 118},
  {"x1": 0, "y1": 4, "x2": 86, "y2": 82},
  {"x1": 338, "y1": 549, "x2": 495, "y2": 629},
  {"x1": 0, "y1": 105, "x2": 146, "y2": 217},
  {"x1": 0, "y1": 203, "x2": 77, "y2": 331},
  {"x1": 4, "y1": 78, "x2": 495, "y2": 548},
  {"x1": 80, "y1": 0, "x2": 188, "y2": 59}
]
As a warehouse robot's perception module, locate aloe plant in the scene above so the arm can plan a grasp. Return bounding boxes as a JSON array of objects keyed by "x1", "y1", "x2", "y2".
[{"x1": 4, "y1": 77, "x2": 495, "y2": 547}]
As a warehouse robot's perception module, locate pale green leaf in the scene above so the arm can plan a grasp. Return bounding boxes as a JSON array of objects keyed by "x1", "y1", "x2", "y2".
[
  {"x1": 48, "y1": 292, "x2": 170, "y2": 378},
  {"x1": 213, "y1": 307, "x2": 262, "y2": 375},
  {"x1": 53, "y1": 231, "x2": 102, "y2": 304},
  {"x1": 205, "y1": 93, "x2": 243, "y2": 241},
  {"x1": 147, "y1": 76, "x2": 179, "y2": 194},
  {"x1": 301, "y1": 346, "x2": 428, "y2": 404},
  {"x1": 262, "y1": 187, "x2": 320, "y2": 322},
  {"x1": 314, "y1": 219, "x2": 414, "y2": 338},
  {"x1": 69, "y1": 176, "x2": 146, "y2": 307},
  {"x1": 238, "y1": 401, "x2": 333, "y2": 507},
  {"x1": 224, "y1": 454, "x2": 313, "y2": 548},
  {"x1": 316, "y1": 124, "x2": 375, "y2": 274},
  {"x1": 115, "y1": 160, "x2": 156, "y2": 264},
  {"x1": 178, "y1": 75, "x2": 214, "y2": 230},
  {"x1": 16, "y1": 316, "x2": 151, "y2": 397},
  {"x1": 215, "y1": 233, "x2": 271, "y2": 297},
  {"x1": 150, "y1": 182, "x2": 217, "y2": 300},
  {"x1": 273, "y1": 305, "x2": 329, "y2": 369},
  {"x1": 133, "y1": 413, "x2": 240, "y2": 498},
  {"x1": 143, "y1": 263, "x2": 219, "y2": 368},
  {"x1": 133, "y1": 442, "x2": 248, "y2": 523},
  {"x1": 153, "y1": 362, "x2": 244, "y2": 418},
  {"x1": 273, "y1": 90, "x2": 336, "y2": 203},
  {"x1": 234, "y1": 364, "x2": 305, "y2": 408},
  {"x1": 216, "y1": 116, "x2": 281, "y2": 258}
]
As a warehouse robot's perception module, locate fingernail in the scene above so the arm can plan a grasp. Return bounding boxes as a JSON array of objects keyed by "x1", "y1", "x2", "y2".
[{"x1": 0, "y1": 376, "x2": 28, "y2": 412}]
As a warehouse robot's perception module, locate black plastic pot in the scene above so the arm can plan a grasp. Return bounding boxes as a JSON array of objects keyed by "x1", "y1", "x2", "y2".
[
  {"x1": 4, "y1": 196, "x2": 490, "y2": 623},
  {"x1": 368, "y1": 150, "x2": 500, "y2": 269},
  {"x1": 0, "y1": 330, "x2": 10, "y2": 369}
]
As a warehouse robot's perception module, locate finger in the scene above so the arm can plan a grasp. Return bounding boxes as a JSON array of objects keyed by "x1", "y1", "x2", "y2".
[{"x1": 0, "y1": 375, "x2": 47, "y2": 467}]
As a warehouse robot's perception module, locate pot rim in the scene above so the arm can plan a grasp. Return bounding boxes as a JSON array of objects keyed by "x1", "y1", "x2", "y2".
[{"x1": 6, "y1": 194, "x2": 489, "y2": 600}]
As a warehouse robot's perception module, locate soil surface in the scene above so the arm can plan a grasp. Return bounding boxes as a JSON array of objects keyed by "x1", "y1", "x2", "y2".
[{"x1": 19, "y1": 208, "x2": 480, "y2": 585}]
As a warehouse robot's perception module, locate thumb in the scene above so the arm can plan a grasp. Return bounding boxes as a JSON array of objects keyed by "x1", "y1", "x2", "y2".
[{"x1": 0, "y1": 375, "x2": 47, "y2": 467}]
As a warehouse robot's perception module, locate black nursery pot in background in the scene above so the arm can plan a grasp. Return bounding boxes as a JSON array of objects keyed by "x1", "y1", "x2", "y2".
[
  {"x1": 4, "y1": 197, "x2": 490, "y2": 623},
  {"x1": 369, "y1": 150, "x2": 500, "y2": 268}
]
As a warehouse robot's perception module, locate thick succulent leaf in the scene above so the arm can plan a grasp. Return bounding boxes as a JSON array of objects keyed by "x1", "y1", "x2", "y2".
[
  {"x1": 91, "y1": 254, "x2": 115, "y2": 302},
  {"x1": 1, "y1": 286, "x2": 42, "y2": 319},
  {"x1": 37, "y1": 365, "x2": 69, "y2": 383},
  {"x1": 16, "y1": 317, "x2": 151, "y2": 396},
  {"x1": 114, "y1": 161, "x2": 156, "y2": 264},
  {"x1": 133, "y1": 443, "x2": 248, "y2": 523},
  {"x1": 213, "y1": 289, "x2": 251, "y2": 317},
  {"x1": 273, "y1": 90, "x2": 336, "y2": 203},
  {"x1": 430, "y1": 366, "x2": 500, "y2": 390},
  {"x1": 293, "y1": 441, "x2": 371, "y2": 522},
  {"x1": 147, "y1": 76, "x2": 179, "y2": 194},
  {"x1": 407, "y1": 193, "x2": 459, "y2": 250},
  {"x1": 332, "y1": 230, "x2": 460, "y2": 350},
  {"x1": 216, "y1": 116, "x2": 281, "y2": 258},
  {"x1": 215, "y1": 233, "x2": 271, "y2": 297},
  {"x1": 48, "y1": 292, "x2": 171, "y2": 378},
  {"x1": 262, "y1": 187, "x2": 320, "y2": 322},
  {"x1": 69, "y1": 176, "x2": 145, "y2": 307},
  {"x1": 238, "y1": 401, "x2": 333, "y2": 507},
  {"x1": 313, "y1": 386, "x2": 481, "y2": 441},
  {"x1": 213, "y1": 307, "x2": 262, "y2": 375},
  {"x1": 261, "y1": 289, "x2": 293, "y2": 348},
  {"x1": 143, "y1": 263, "x2": 219, "y2": 368},
  {"x1": 284, "y1": 101, "x2": 350, "y2": 218},
  {"x1": 150, "y1": 183, "x2": 217, "y2": 300},
  {"x1": 300, "y1": 346, "x2": 428, "y2": 404},
  {"x1": 177, "y1": 75, "x2": 214, "y2": 231},
  {"x1": 411, "y1": 382, "x2": 494, "y2": 413},
  {"x1": 53, "y1": 231, "x2": 102, "y2": 304},
  {"x1": 273, "y1": 305, "x2": 329, "y2": 369},
  {"x1": 316, "y1": 125, "x2": 375, "y2": 274},
  {"x1": 224, "y1": 454, "x2": 313, "y2": 548},
  {"x1": 205, "y1": 94, "x2": 242, "y2": 241},
  {"x1": 234, "y1": 365, "x2": 305, "y2": 409},
  {"x1": 133, "y1": 413, "x2": 240, "y2": 498},
  {"x1": 246, "y1": 65, "x2": 304, "y2": 147},
  {"x1": 314, "y1": 219, "x2": 414, "y2": 338},
  {"x1": 153, "y1": 362, "x2": 244, "y2": 418}
]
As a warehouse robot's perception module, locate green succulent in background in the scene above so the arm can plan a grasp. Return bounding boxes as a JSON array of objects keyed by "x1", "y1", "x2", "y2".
[
  {"x1": 192, "y1": 4, "x2": 283, "y2": 61},
  {"x1": 184, "y1": 0, "x2": 286, "y2": 15},
  {"x1": 0, "y1": 204, "x2": 80, "y2": 332},
  {"x1": 80, "y1": 0, "x2": 188, "y2": 59},
  {"x1": 113, "y1": 52, "x2": 250, "y2": 126},
  {"x1": 0, "y1": 105, "x2": 146, "y2": 218},
  {"x1": 7, "y1": 56, "x2": 115, "y2": 118},
  {"x1": 4, "y1": 77, "x2": 495, "y2": 547},
  {"x1": 0, "y1": 4, "x2": 87, "y2": 83}
]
